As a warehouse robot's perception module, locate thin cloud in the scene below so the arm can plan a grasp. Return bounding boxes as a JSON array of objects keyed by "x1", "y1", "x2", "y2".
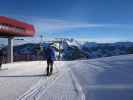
[
  {"x1": 9, "y1": 16, "x2": 133, "y2": 33},
  {"x1": 77, "y1": 37, "x2": 127, "y2": 43},
  {"x1": 30, "y1": 18, "x2": 133, "y2": 33}
]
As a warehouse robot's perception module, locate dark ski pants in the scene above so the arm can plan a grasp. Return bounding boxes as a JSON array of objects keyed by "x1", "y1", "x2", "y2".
[
  {"x1": 46, "y1": 59, "x2": 54, "y2": 76},
  {"x1": 0, "y1": 56, "x2": 2, "y2": 69},
  {"x1": 0, "y1": 63, "x2": 1, "y2": 69}
]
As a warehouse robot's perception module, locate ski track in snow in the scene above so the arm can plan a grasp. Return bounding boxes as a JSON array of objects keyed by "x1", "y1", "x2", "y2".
[
  {"x1": 17, "y1": 71, "x2": 61, "y2": 100},
  {"x1": 16, "y1": 62, "x2": 63, "y2": 100},
  {"x1": 16, "y1": 62, "x2": 85, "y2": 100}
]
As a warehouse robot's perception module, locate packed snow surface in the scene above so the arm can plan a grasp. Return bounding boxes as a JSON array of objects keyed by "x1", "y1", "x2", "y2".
[{"x1": 0, "y1": 54, "x2": 133, "y2": 100}]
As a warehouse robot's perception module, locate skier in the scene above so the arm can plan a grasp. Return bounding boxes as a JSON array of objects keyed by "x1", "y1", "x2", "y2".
[{"x1": 44, "y1": 44, "x2": 56, "y2": 76}]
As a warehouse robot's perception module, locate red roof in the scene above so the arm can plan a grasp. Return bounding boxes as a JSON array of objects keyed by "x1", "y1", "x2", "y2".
[{"x1": 0, "y1": 16, "x2": 35, "y2": 37}]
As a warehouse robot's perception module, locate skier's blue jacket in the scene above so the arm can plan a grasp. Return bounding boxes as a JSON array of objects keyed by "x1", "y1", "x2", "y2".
[{"x1": 45, "y1": 47, "x2": 56, "y2": 61}]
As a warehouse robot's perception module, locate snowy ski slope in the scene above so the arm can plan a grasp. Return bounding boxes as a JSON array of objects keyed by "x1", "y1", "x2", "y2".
[{"x1": 0, "y1": 54, "x2": 133, "y2": 100}]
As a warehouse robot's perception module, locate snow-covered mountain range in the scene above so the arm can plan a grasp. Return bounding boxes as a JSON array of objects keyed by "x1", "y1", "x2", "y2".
[
  {"x1": 2, "y1": 39, "x2": 133, "y2": 61},
  {"x1": 61, "y1": 40, "x2": 133, "y2": 60}
]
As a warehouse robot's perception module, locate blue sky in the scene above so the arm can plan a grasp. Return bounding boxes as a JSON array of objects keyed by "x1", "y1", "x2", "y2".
[{"x1": 0, "y1": 0, "x2": 133, "y2": 43}]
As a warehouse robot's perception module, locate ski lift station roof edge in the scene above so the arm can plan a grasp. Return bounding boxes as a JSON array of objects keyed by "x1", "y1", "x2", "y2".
[{"x1": 0, "y1": 16, "x2": 35, "y2": 37}]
